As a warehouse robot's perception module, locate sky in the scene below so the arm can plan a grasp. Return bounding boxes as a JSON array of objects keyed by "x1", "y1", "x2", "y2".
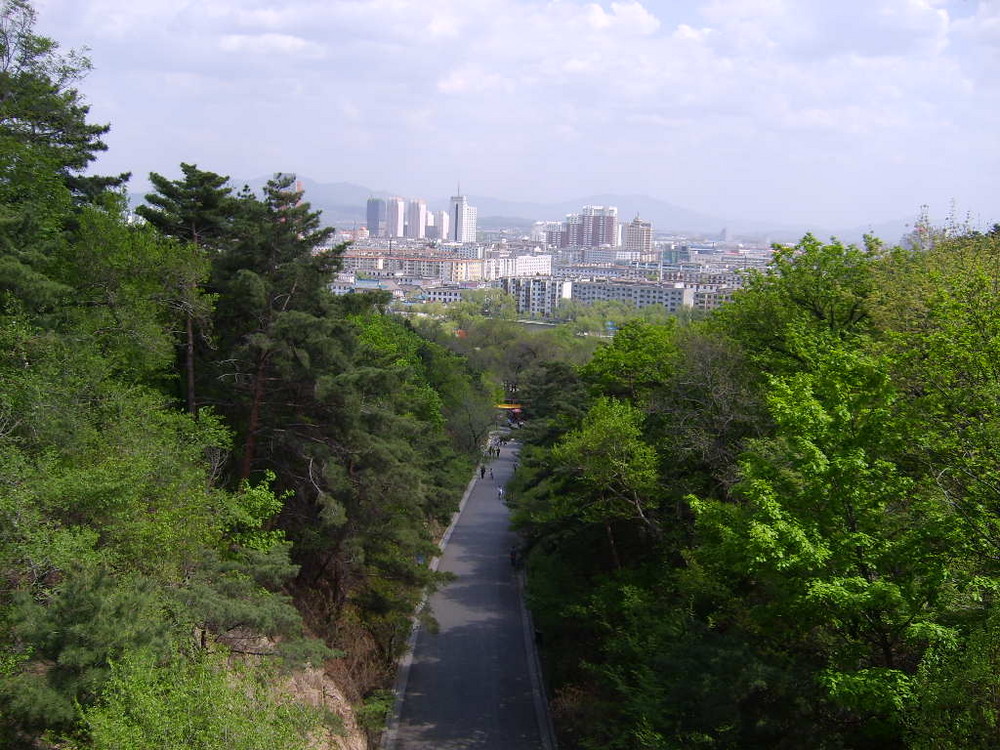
[{"x1": 32, "y1": 0, "x2": 1000, "y2": 229}]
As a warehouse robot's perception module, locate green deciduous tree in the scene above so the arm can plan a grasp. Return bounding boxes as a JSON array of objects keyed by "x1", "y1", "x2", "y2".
[{"x1": 580, "y1": 319, "x2": 678, "y2": 403}]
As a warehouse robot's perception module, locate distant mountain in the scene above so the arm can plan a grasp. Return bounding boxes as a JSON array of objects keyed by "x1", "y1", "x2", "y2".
[{"x1": 131, "y1": 175, "x2": 917, "y2": 245}]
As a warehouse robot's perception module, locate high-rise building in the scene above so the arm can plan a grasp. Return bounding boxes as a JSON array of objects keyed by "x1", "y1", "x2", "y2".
[
  {"x1": 437, "y1": 210, "x2": 450, "y2": 241},
  {"x1": 565, "y1": 214, "x2": 583, "y2": 247},
  {"x1": 450, "y1": 193, "x2": 477, "y2": 243},
  {"x1": 406, "y1": 199, "x2": 427, "y2": 239},
  {"x1": 366, "y1": 197, "x2": 386, "y2": 237},
  {"x1": 623, "y1": 215, "x2": 653, "y2": 255},
  {"x1": 386, "y1": 197, "x2": 406, "y2": 238},
  {"x1": 581, "y1": 205, "x2": 618, "y2": 247}
]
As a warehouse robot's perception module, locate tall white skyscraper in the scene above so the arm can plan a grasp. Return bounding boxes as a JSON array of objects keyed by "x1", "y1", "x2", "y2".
[
  {"x1": 406, "y1": 199, "x2": 427, "y2": 239},
  {"x1": 450, "y1": 193, "x2": 477, "y2": 243},
  {"x1": 437, "y1": 210, "x2": 450, "y2": 241},
  {"x1": 386, "y1": 197, "x2": 406, "y2": 238}
]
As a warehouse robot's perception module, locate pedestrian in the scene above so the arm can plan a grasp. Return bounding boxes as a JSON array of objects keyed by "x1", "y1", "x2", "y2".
[
  {"x1": 480, "y1": 465, "x2": 486, "y2": 479},
  {"x1": 497, "y1": 486, "x2": 504, "y2": 500},
  {"x1": 489, "y1": 467, "x2": 494, "y2": 479}
]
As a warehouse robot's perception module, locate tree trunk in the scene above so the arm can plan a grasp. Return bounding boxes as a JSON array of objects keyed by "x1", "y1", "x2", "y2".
[
  {"x1": 185, "y1": 311, "x2": 197, "y2": 418},
  {"x1": 240, "y1": 352, "x2": 269, "y2": 481},
  {"x1": 605, "y1": 520, "x2": 622, "y2": 570}
]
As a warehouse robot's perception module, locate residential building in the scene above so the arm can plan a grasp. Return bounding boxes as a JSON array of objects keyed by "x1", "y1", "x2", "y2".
[
  {"x1": 494, "y1": 276, "x2": 573, "y2": 317},
  {"x1": 339, "y1": 249, "x2": 484, "y2": 283},
  {"x1": 406, "y1": 199, "x2": 427, "y2": 239},
  {"x1": 437, "y1": 210, "x2": 450, "y2": 242},
  {"x1": 623, "y1": 215, "x2": 653, "y2": 256},
  {"x1": 484, "y1": 253, "x2": 553, "y2": 280},
  {"x1": 570, "y1": 279, "x2": 694, "y2": 312},
  {"x1": 386, "y1": 197, "x2": 406, "y2": 238},
  {"x1": 582, "y1": 205, "x2": 619, "y2": 247}
]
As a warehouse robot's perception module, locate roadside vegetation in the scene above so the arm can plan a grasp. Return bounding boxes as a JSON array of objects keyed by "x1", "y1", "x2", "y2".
[
  {"x1": 0, "y1": 3, "x2": 494, "y2": 746},
  {"x1": 509, "y1": 228, "x2": 1000, "y2": 749}
]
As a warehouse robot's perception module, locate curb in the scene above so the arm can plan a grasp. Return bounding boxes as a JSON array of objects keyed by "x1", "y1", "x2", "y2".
[{"x1": 516, "y1": 567, "x2": 558, "y2": 749}]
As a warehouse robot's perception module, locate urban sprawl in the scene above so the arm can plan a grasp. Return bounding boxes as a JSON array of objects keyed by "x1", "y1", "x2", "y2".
[{"x1": 321, "y1": 193, "x2": 775, "y2": 317}]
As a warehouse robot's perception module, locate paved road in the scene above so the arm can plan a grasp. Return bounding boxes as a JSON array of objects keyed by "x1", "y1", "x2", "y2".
[{"x1": 385, "y1": 440, "x2": 550, "y2": 749}]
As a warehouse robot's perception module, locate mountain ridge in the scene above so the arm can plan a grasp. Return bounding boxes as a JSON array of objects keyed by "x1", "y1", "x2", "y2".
[{"x1": 133, "y1": 175, "x2": 915, "y2": 245}]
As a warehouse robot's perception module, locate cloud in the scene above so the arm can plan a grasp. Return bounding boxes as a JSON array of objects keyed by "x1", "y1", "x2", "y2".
[
  {"x1": 27, "y1": 0, "x2": 1000, "y2": 227},
  {"x1": 584, "y1": 1, "x2": 661, "y2": 33},
  {"x1": 437, "y1": 64, "x2": 514, "y2": 94},
  {"x1": 218, "y1": 32, "x2": 325, "y2": 58}
]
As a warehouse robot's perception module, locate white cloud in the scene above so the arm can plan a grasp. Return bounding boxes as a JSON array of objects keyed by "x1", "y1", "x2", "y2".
[
  {"x1": 218, "y1": 32, "x2": 325, "y2": 58},
  {"x1": 437, "y1": 64, "x2": 514, "y2": 94},
  {"x1": 583, "y1": 1, "x2": 660, "y2": 33},
  {"x1": 26, "y1": 0, "x2": 1000, "y2": 227}
]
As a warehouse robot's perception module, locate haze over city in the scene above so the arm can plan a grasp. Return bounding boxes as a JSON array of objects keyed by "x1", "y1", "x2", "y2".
[{"x1": 34, "y1": 0, "x2": 1000, "y2": 232}]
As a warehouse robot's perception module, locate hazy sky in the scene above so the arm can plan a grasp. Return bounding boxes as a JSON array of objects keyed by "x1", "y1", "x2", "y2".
[{"x1": 33, "y1": 0, "x2": 1000, "y2": 229}]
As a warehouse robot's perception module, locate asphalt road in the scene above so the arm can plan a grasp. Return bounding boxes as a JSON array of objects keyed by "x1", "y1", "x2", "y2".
[{"x1": 385, "y1": 440, "x2": 551, "y2": 749}]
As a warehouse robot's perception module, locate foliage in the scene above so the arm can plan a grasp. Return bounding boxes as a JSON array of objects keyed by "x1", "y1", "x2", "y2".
[
  {"x1": 74, "y1": 650, "x2": 319, "y2": 750},
  {"x1": 0, "y1": 6, "x2": 493, "y2": 742},
  {"x1": 517, "y1": 232, "x2": 1000, "y2": 748}
]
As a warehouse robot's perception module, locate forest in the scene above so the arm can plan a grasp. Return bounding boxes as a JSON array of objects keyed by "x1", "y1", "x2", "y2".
[
  {"x1": 0, "y1": 2, "x2": 500, "y2": 746},
  {"x1": 4, "y1": 0, "x2": 1000, "y2": 748},
  {"x1": 508, "y1": 227, "x2": 1000, "y2": 748}
]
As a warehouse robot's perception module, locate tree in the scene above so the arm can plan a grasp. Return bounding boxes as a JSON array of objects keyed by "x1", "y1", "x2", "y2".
[
  {"x1": 712, "y1": 233, "x2": 876, "y2": 374},
  {"x1": 208, "y1": 174, "x2": 338, "y2": 480},
  {"x1": 580, "y1": 319, "x2": 678, "y2": 403},
  {"x1": 136, "y1": 164, "x2": 235, "y2": 415},
  {"x1": 690, "y1": 329, "x2": 968, "y2": 744},
  {"x1": 0, "y1": 0, "x2": 125, "y2": 199},
  {"x1": 137, "y1": 164, "x2": 235, "y2": 247},
  {"x1": 543, "y1": 398, "x2": 660, "y2": 569}
]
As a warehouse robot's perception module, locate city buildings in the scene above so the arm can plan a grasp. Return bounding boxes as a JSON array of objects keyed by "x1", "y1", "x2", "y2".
[
  {"x1": 495, "y1": 276, "x2": 572, "y2": 317},
  {"x1": 344, "y1": 189, "x2": 770, "y2": 319},
  {"x1": 545, "y1": 205, "x2": 619, "y2": 248}
]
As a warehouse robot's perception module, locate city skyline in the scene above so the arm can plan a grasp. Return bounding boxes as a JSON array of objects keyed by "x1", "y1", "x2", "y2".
[{"x1": 34, "y1": 0, "x2": 1000, "y2": 230}]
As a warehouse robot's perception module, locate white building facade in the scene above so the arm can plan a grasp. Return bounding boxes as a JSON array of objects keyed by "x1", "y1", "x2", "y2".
[
  {"x1": 450, "y1": 194, "x2": 478, "y2": 243},
  {"x1": 406, "y1": 199, "x2": 427, "y2": 239}
]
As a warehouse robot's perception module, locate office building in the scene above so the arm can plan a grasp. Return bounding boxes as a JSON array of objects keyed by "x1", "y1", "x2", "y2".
[
  {"x1": 366, "y1": 198, "x2": 386, "y2": 237},
  {"x1": 450, "y1": 193, "x2": 478, "y2": 243}
]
